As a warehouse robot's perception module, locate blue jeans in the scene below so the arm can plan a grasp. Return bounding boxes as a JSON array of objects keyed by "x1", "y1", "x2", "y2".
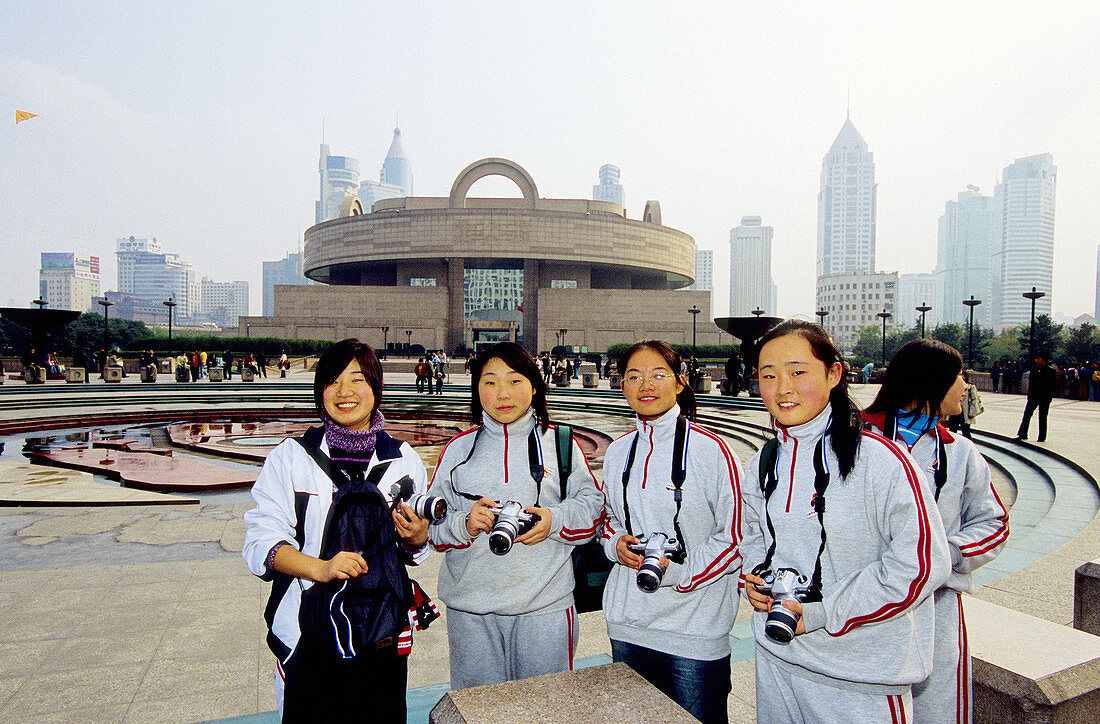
[{"x1": 611, "y1": 639, "x2": 730, "y2": 723}]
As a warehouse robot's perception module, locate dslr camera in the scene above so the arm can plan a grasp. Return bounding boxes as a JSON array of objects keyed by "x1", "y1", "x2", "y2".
[
  {"x1": 486, "y1": 500, "x2": 536, "y2": 555},
  {"x1": 627, "y1": 532, "x2": 683, "y2": 592},
  {"x1": 389, "y1": 476, "x2": 448, "y2": 523},
  {"x1": 754, "y1": 567, "x2": 814, "y2": 644}
]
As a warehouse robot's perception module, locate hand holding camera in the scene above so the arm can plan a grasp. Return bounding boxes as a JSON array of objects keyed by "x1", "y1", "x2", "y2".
[
  {"x1": 626, "y1": 532, "x2": 683, "y2": 592},
  {"x1": 486, "y1": 500, "x2": 538, "y2": 555},
  {"x1": 389, "y1": 476, "x2": 448, "y2": 522},
  {"x1": 753, "y1": 567, "x2": 814, "y2": 644}
]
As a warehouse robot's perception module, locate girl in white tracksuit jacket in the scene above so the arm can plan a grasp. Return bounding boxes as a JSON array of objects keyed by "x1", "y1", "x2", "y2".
[
  {"x1": 864, "y1": 339, "x2": 1010, "y2": 723},
  {"x1": 742, "y1": 320, "x2": 951, "y2": 723},
  {"x1": 427, "y1": 342, "x2": 603, "y2": 689},
  {"x1": 601, "y1": 340, "x2": 744, "y2": 724}
]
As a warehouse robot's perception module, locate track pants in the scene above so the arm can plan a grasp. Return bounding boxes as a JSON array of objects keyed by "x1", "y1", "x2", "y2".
[
  {"x1": 913, "y1": 588, "x2": 971, "y2": 723},
  {"x1": 446, "y1": 605, "x2": 578, "y2": 689},
  {"x1": 754, "y1": 646, "x2": 912, "y2": 723}
]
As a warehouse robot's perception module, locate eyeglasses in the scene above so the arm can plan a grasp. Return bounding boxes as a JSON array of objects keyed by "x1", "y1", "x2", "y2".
[{"x1": 623, "y1": 372, "x2": 676, "y2": 387}]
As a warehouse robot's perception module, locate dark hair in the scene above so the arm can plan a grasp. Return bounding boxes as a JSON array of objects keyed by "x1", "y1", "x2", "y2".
[
  {"x1": 866, "y1": 339, "x2": 963, "y2": 418},
  {"x1": 469, "y1": 342, "x2": 549, "y2": 431},
  {"x1": 312, "y1": 339, "x2": 384, "y2": 418},
  {"x1": 755, "y1": 319, "x2": 861, "y2": 477},
  {"x1": 616, "y1": 339, "x2": 697, "y2": 421}
]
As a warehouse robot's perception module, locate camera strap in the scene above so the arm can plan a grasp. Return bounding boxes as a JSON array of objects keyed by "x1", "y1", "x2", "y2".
[
  {"x1": 449, "y1": 424, "x2": 547, "y2": 505},
  {"x1": 621, "y1": 415, "x2": 689, "y2": 562},
  {"x1": 883, "y1": 410, "x2": 947, "y2": 500}
]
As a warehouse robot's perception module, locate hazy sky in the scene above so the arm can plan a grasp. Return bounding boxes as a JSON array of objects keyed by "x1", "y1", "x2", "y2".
[{"x1": 3, "y1": 1, "x2": 1099, "y2": 323}]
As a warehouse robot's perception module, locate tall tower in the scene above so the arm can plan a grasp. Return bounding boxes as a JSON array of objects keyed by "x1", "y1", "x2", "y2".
[
  {"x1": 729, "y1": 216, "x2": 774, "y2": 316},
  {"x1": 316, "y1": 144, "x2": 361, "y2": 224},
  {"x1": 816, "y1": 118, "x2": 876, "y2": 279},
  {"x1": 991, "y1": 154, "x2": 1056, "y2": 329},
  {"x1": 592, "y1": 164, "x2": 625, "y2": 207},
  {"x1": 360, "y1": 127, "x2": 413, "y2": 211},
  {"x1": 935, "y1": 185, "x2": 994, "y2": 328}
]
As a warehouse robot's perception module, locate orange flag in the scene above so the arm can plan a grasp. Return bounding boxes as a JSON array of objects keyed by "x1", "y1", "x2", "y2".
[{"x1": 15, "y1": 110, "x2": 38, "y2": 123}]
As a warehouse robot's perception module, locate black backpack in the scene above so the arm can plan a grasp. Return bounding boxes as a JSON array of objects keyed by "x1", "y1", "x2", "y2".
[
  {"x1": 294, "y1": 427, "x2": 412, "y2": 660},
  {"x1": 556, "y1": 424, "x2": 614, "y2": 613}
]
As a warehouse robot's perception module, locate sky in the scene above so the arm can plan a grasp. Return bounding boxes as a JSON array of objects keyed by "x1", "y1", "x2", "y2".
[{"x1": 3, "y1": 1, "x2": 1099, "y2": 323}]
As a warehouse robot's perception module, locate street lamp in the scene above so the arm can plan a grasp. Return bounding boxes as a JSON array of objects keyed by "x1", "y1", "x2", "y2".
[
  {"x1": 559, "y1": 329, "x2": 568, "y2": 352},
  {"x1": 876, "y1": 308, "x2": 892, "y2": 367},
  {"x1": 688, "y1": 305, "x2": 701, "y2": 359},
  {"x1": 1022, "y1": 286, "x2": 1046, "y2": 361},
  {"x1": 405, "y1": 330, "x2": 412, "y2": 353},
  {"x1": 382, "y1": 326, "x2": 389, "y2": 359},
  {"x1": 815, "y1": 308, "x2": 829, "y2": 330},
  {"x1": 751, "y1": 307, "x2": 765, "y2": 318},
  {"x1": 916, "y1": 302, "x2": 932, "y2": 338},
  {"x1": 97, "y1": 299, "x2": 114, "y2": 353},
  {"x1": 32, "y1": 299, "x2": 47, "y2": 310},
  {"x1": 163, "y1": 298, "x2": 177, "y2": 341},
  {"x1": 962, "y1": 295, "x2": 982, "y2": 370}
]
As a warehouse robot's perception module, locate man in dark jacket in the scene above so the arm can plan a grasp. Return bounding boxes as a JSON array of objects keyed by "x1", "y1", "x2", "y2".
[{"x1": 1016, "y1": 352, "x2": 1057, "y2": 442}]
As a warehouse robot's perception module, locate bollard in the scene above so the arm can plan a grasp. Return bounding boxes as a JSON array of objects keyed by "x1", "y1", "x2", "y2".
[{"x1": 66, "y1": 367, "x2": 86, "y2": 384}]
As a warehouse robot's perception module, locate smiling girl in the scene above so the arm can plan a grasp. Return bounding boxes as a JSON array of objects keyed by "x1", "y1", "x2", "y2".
[
  {"x1": 864, "y1": 339, "x2": 1009, "y2": 723},
  {"x1": 741, "y1": 320, "x2": 950, "y2": 723},
  {"x1": 601, "y1": 340, "x2": 743, "y2": 724},
  {"x1": 427, "y1": 342, "x2": 603, "y2": 688}
]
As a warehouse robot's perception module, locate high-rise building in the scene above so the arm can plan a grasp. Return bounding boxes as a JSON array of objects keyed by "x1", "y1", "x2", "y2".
[
  {"x1": 898, "y1": 273, "x2": 936, "y2": 330},
  {"x1": 685, "y1": 248, "x2": 713, "y2": 293},
  {"x1": 116, "y1": 236, "x2": 196, "y2": 318},
  {"x1": 729, "y1": 216, "x2": 774, "y2": 317},
  {"x1": 316, "y1": 144, "x2": 361, "y2": 223},
  {"x1": 592, "y1": 164, "x2": 624, "y2": 207},
  {"x1": 935, "y1": 185, "x2": 994, "y2": 329},
  {"x1": 816, "y1": 270, "x2": 898, "y2": 349},
  {"x1": 39, "y1": 253, "x2": 100, "y2": 312},
  {"x1": 991, "y1": 153, "x2": 1056, "y2": 329},
  {"x1": 199, "y1": 277, "x2": 249, "y2": 328},
  {"x1": 262, "y1": 251, "x2": 311, "y2": 317},
  {"x1": 359, "y1": 127, "x2": 413, "y2": 212}
]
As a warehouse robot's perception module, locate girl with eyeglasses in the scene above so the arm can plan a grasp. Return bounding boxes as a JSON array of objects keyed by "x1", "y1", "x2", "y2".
[
  {"x1": 601, "y1": 340, "x2": 744, "y2": 724},
  {"x1": 863, "y1": 339, "x2": 1009, "y2": 723},
  {"x1": 741, "y1": 320, "x2": 951, "y2": 722},
  {"x1": 427, "y1": 342, "x2": 603, "y2": 688}
]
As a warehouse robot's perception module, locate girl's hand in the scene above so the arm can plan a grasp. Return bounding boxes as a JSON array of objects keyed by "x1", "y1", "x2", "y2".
[
  {"x1": 743, "y1": 572, "x2": 771, "y2": 612},
  {"x1": 616, "y1": 535, "x2": 643, "y2": 569},
  {"x1": 514, "y1": 505, "x2": 551, "y2": 545},
  {"x1": 780, "y1": 599, "x2": 807, "y2": 635},
  {"x1": 317, "y1": 551, "x2": 368, "y2": 582},
  {"x1": 392, "y1": 503, "x2": 429, "y2": 547},
  {"x1": 465, "y1": 497, "x2": 497, "y2": 537}
]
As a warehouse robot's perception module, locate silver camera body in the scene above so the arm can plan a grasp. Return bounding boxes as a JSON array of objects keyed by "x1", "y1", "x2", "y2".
[
  {"x1": 627, "y1": 532, "x2": 683, "y2": 592},
  {"x1": 755, "y1": 567, "x2": 813, "y2": 644},
  {"x1": 487, "y1": 500, "x2": 535, "y2": 555},
  {"x1": 389, "y1": 476, "x2": 448, "y2": 523}
]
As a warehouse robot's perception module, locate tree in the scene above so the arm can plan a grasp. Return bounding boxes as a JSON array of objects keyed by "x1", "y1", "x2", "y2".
[
  {"x1": 1016, "y1": 314, "x2": 1064, "y2": 360},
  {"x1": 982, "y1": 330, "x2": 1021, "y2": 365},
  {"x1": 1063, "y1": 323, "x2": 1098, "y2": 364}
]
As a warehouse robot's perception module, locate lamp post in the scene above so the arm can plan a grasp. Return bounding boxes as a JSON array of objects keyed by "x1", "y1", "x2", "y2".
[
  {"x1": 916, "y1": 302, "x2": 932, "y2": 338},
  {"x1": 405, "y1": 330, "x2": 412, "y2": 354},
  {"x1": 97, "y1": 299, "x2": 114, "y2": 353},
  {"x1": 876, "y1": 308, "x2": 892, "y2": 367},
  {"x1": 815, "y1": 308, "x2": 829, "y2": 331},
  {"x1": 1022, "y1": 286, "x2": 1046, "y2": 362},
  {"x1": 688, "y1": 304, "x2": 700, "y2": 357},
  {"x1": 751, "y1": 307, "x2": 765, "y2": 318},
  {"x1": 32, "y1": 299, "x2": 47, "y2": 310},
  {"x1": 962, "y1": 295, "x2": 982, "y2": 370},
  {"x1": 381, "y1": 326, "x2": 389, "y2": 359},
  {"x1": 559, "y1": 329, "x2": 568, "y2": 353},
  {"x1": 162, "y1": 298, "x2": 176, "y2": 341}
]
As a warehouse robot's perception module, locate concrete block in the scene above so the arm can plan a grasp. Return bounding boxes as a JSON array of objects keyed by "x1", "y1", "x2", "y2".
[
  {"x1": 208, "y1": 367, "x2": 224, "y2": 382},
  {"x1": 65, "y1": 367, "x2": 86, "y2": 383},
  {"x1": 692, "y1": 374, "x2": 712, "y2": 393},
  {"x1": 578, "y1": 362, "x2": 598, "y2": 376},
  {"x1": 103, "y1": 366, "x2": 123, "y2": 383},
  {"x1": 1075, "y1": 558, "x2": 1100, "y2": 637},
  {"x1": 609, "y1": 373, "x2": 622, "y2": 389},
  {"x1": 429, "y1": 662, "x2": 696, "y2": 724},
  {"x1": 966, "y1": 595, "x2": 1100, "y2": 723},
  {"x1": 582, "y1": 372, "x2": 599, "y2": 388},
  {"x1": 240, "y1": 367, "x2": 255, "y2": 382},
  {"x1": 140, "y1": 366, "x2": 157, "y2": 383},
  {"x1": 24, "y1": 367, "x2": 46, "y2": 384},
  {"x1": 175, "y1": 366, "x2": 190, "y2": 382}
]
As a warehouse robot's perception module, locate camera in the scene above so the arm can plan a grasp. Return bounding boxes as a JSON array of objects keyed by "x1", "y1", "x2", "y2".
[
  {"x1": 389, "y1": 476, "x2": 448, "y2": 522},
  {"x1": 627, "y1": 532, "x2": 683, "y2": 592},
  {"x1": 755, "y1": 567, "x2": 814, "y2": 644},
  {"x1": 486, "y1": 500, "x2": 536, "y2": 555}
]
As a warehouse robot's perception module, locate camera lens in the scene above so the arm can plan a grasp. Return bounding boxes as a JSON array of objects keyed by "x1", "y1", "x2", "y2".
[
  {"x1": 637, "y1": 557, "x2": 665, "y2": 592},
  {"x1": 488, "y1": 521, "x2": 518, "y2": 556},
  {"x1": 765, "y1": 601, "x2": 799, "y2": 644}
]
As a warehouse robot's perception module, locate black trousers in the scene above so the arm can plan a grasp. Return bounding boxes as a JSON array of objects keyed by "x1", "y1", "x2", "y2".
[
  {"x1": 1017, "y1": 397, "x2": 1051, "y2": 441},
  {"x1": 282, "y1": 636, "x2": 408, "y2": 722}
]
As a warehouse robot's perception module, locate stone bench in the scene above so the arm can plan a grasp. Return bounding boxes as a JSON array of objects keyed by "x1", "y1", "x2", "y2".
[
  {"x1": 430, "y1": 662, "x2": 695, "y2": 723},
  {"x1": 1075, "y1": 557, "x2": 1100, "y2": 637},
  {"x1": 966, "y1": 594, "x2": 1100, "y2": 722}
]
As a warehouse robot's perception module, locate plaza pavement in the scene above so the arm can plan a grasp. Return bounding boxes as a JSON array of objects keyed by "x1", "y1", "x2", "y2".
[{"x1": 0, "y1": 369, "x2": 1096, "y2": 722}]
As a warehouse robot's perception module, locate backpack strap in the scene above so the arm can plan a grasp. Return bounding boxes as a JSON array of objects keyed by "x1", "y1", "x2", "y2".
[
  {"x1": 263, "y1": 489, "x2": 309, "y2": 662},
  {"x1": 294, "y1": 426, "x2": 338, "y2": 486},
  {"x1": 555, "y1": 423, "x2": 573, "y2": 501}
]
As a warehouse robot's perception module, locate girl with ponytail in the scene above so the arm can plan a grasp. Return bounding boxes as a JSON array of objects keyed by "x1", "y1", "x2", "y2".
[{"x1": 740, "y1": 320, "x2": 950, "y2": 722}]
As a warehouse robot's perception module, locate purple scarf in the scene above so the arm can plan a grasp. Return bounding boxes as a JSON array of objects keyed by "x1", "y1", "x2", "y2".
[{"x1": 322, "y1": 409, "x2": 385, "y2": 462}]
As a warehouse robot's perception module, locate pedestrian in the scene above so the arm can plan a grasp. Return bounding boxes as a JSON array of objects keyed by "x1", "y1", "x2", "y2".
[
  {"x1": 414, "y1": 357, "x2": 428, "y2": 393},
  {"x1": 602, "y1": 340, "x2": 744, "y2": 723},
  {"x1": 426, "y1": 342, "x2": 602, "y2": 688},
  {"x1": 1016, "y1": 352, "x2": 1056, "y2": 442},
  {"x1": 279, "y1": 352, "x2": 288, "y2": 378},
  {"x1": 990, "y1": 361, "x2": 1003, "y2": 393},
  {"x1": 433, "y1": 353, "x2": 445, "y2": 394},
  {"x1": 256, "y1": 348, "x2": 267, "y2": 378},
  {"x1": 223, "y1": 349, "x2": 234, "y2": 381},
  {"x1": 741, "y1": 319, "x2": 949, "y2": 722}
]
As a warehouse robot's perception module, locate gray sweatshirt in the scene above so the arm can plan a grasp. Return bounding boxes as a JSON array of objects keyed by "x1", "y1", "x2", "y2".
[
  {"x1": 601, "y1": 405, "x2": 744, "y2": 661},
  {"x1": 427, "y1": 409, "x2": 603, "y2": 615},
  {"x1": 740, "y1": 407, "x2": 951, "y2": 689}
]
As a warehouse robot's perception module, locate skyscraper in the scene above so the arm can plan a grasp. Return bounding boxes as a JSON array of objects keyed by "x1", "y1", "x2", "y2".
[
  {"x1": 991, "y1": 154, "x2": 1056, "y2": 329},
  {"x1": 684, "y1": 249, "x2": 714, "y2": 314},
  {"x1": 592, "y1": 164, "x2": 624, "y2": 207},
  {"x1": 316, "y1": 144, "x2": 361, "y2": 223},
  {"x1": 816, "y1": 118, "x2": 877, "y2": 279},
  {"x1": 935, "y1": 185, "x2": 994, "y2": 329},
  {"x1": 898, "y1": 273, "x2": 936, "y2": 329},
  {"x1": 200, "y1": 277, "x2": 249, "y2": 328},
  {"x1": 39, "y1": 253, "x2": 100, "y2": 312},
  {"x1": 116, "y1": 236, "x2": 196, "y2": 317},
  {"x1": 729, "y1": 216, "x2": 774, "y2": 316},
  {"x1": 262, "y1": 251, "x2": 310, "y2": 317},
  {"x1": 360, "y1": 127, "x2": 413, "y2": 211}
]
